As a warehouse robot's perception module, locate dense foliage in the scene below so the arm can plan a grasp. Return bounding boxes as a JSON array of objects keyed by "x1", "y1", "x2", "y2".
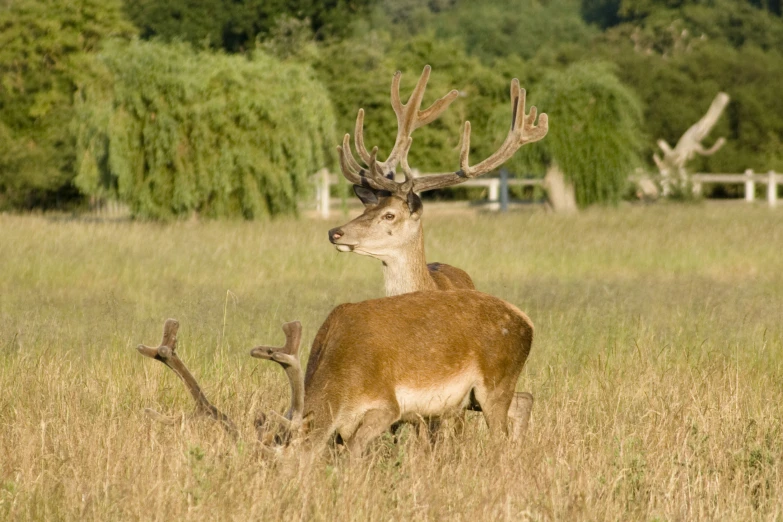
[
  {"x1": 1, "y1": 0, "x2": 780, "y2": 214},
  {"x1": 75, "y1": 41, "x2": 336, "y2": 219},
  {"x1": 517, "y1": 62, "x2": 644, "y2": 206},
  {"x1": 591, "y1": 0, "x2": 783, "y2": 173},
  {"x1": 123, "y1": 0, "x2": 375, "y2": 52},
  {"x1": 0, "y1": 0, "x2": 135, "y2": 209}
]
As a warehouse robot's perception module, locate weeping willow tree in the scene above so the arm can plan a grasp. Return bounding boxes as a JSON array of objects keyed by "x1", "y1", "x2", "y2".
[
  {"x1": 74, "y1": 40, "x2": 336, "y2": 219},
  {"x1": 504, "y1": 61, "x2": 644, "y2": 207}
]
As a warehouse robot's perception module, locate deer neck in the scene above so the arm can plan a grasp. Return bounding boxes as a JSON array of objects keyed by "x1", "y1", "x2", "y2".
[{"x1": 381, "y1": 227, "x2": 436, "y2": 296}]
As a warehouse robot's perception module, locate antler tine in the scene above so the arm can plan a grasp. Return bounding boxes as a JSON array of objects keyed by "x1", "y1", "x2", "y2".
[
  {"x1": 510, "y1": 78, "x2": 525, "y2": 131},
  {"x1": 459, "y1": 121, "x2": 472, "y2": 175},
  {"x1": 250, "y1": 321, "x2": 305, "y2": 425},
  {"x1": 354, "y1": 109, "x2": 374, "y2": 165},
  {"x1": 412, "y1": 78, "x2": 549, "y2": 193},
  {"x1": 136, "y1": 319, "x2": 238, "y2": 437},
  {"x1": 390, "y1": 70, "x2": 404, "y2": 115},
  {"x1": 338, "y1": 135, "x2": 402, "y2": 193},
  {"x1": 402, "y1": 65, "x2": 432, "y2": 130},
  {"x1": 398, "y1": 137, "x2": 415, "y2": 181},
  {"x1": 417, "y1": 89, "x2": 460, "y2": 128},
  {"x1": 337, "y1": 134, "x2": 364, "y2": 183},
  {"x1": 693, "y1": 136, "x2": 726, "y2": 157}
]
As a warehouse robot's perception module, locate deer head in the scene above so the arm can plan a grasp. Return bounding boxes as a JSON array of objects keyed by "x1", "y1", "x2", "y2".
[{"x1": 328, "y1": 65, "x2": 548, "y2": 294}]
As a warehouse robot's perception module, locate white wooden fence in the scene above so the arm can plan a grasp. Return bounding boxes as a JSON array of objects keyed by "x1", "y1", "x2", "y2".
[
  {"x1": 313, "y1": 168, "x2": 781, "y2": 218},
  {"x1": 692, "y1": 169, "x2": 780, "y2": 207}
]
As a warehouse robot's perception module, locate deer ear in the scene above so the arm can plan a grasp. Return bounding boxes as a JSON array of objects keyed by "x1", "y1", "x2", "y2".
[
  {"x1": 354, "y1": 185, "x2": 392, "y2": 206},
  {"x1": 353, "y1": 185, "x2": 380, "y2": 206},
  {"x1": 407, "y1": 191, "x2": 423, "y2": 218}
]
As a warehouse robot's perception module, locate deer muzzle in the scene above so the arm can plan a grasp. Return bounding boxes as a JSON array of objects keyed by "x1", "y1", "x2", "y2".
[{"x1": 328, "y1": 227, "x2": 356, "y2": 252}]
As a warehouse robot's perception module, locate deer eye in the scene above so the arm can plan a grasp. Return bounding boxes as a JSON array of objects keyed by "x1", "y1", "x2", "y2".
[{"x1": 383, "y1": 213, "x2": 395, "y2": 221}]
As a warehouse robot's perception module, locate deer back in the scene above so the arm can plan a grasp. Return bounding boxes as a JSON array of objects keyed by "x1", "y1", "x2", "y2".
[
  {"x1": 302, "y1": 289, "x2": 532, "y2": 431},
  {"x1": 426, "y1": 262, "x2": 475, "y2": 290}
]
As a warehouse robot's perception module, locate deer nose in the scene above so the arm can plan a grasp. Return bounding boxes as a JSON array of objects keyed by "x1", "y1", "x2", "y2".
[{"x1": 328, "y1": 227, "x2": 343, "y2": 243}]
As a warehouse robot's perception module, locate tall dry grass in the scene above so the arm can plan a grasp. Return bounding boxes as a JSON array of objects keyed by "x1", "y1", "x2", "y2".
[{"x1": 0, "y1": 203, "x2": 781, "y2": 520}]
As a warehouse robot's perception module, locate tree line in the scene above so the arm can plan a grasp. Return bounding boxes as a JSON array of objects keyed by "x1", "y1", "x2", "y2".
[{"x1": 1, "y1": 0, "x2": 781, "y2": 217}]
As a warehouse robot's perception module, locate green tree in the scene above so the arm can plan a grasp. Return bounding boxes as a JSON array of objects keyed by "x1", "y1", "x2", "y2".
[
  {"x1": 515, "y1": 62, "x2": 644, "y2": 206},
  {"x1": 123, "y1": 0, "x2": 376, "y2": 52},
  {"x1": 75, "y1": 40, "x2": 337, "y2": 219},
  {"x1": 368, "y1": 0, "x2": 596, "y2": 63},
  {"x1": 581, "y1": 0, "x2": 622, "y2": 28},
  {"x1": 0, "y1": 0, "x2": 136, "y2": 209},
  {"x1": 593, "y1": 0, "x2": 783, "y2": 173}
]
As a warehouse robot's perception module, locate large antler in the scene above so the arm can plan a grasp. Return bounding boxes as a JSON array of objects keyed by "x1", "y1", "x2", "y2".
[
  {"x1": 136, "y1": 319, "x2": 237, "y2": 436},
  {"x1": 337, "y1": 66, "x2": 548, "y2": 196},
  {"x1": 338, "y1": 65, "x2": 459, "y2": 194},
  {"x1": 411, "y1": 78, "x2": 548, "y2": 192},
  {"x1": 250, "y1": 321, "x2": 304, "y2": 434}
]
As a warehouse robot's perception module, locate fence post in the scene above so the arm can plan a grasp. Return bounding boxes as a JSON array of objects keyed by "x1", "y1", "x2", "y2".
[
  {"x1": 768, "y1": 170, "x2": 778, "y2": 208},
  {"x1": 316, "y1": 168, "x2": 330, "y2": 218},
  {"x1": 499, "y1": 168, "x2": 509, "y2": 213},
  {"x1": 692, "y1": 179, "x2": 703, "y2": 197},
  {"x1": 745, "y1": 169, "x2": 755, "y2": 202},
  {"x1": 488, "y1": 178, "x2": 500, "y2": 211}
]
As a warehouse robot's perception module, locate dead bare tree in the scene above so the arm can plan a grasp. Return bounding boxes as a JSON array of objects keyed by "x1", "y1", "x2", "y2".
[{"x1": 653, "y1": 92, "x2": 730, "y2": 196}]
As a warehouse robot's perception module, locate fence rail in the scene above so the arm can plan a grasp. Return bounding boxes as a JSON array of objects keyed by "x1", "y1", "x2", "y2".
[
  {"x1": 312, "y1": 168, "x2": 781, "y2": 218},
  {"x1": 691, "y1": 170, "x2": 780, "y2": 207}
]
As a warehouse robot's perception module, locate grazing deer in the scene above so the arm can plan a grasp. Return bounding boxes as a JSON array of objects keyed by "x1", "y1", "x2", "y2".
[
  {"x1": 328, "y1": 65, "x2": 548, "y2": 297},
  {"x1": 327, "y1": 66, "x2": 546, "y2": 436},
  {"x1": 251, "y1": 289, "x2": 534, "y2": 455}
]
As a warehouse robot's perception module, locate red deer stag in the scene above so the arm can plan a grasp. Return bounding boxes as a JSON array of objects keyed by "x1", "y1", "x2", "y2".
[
  {"x1": 251, "y1": 289, "x2": 534, "y2": 455},
  {"x1": 327, "y1": 66, "x2": 545, "y2": 437},
  {"x1": 328, "y1": 65, "x2": 548, "y2": 296}
]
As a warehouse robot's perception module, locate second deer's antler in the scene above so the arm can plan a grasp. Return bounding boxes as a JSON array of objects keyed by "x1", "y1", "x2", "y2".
[
  {"x1": 136, "y1": 319, "x2": 237, "y2": 436},
  {"x1": 250, "y1": 321, "x2": 304, "y2": 433}
]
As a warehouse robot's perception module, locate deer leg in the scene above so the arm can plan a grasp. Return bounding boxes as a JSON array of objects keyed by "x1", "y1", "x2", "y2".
[
  {"x1": 508, "y1": 392, "x2": 534, "y2": 441},
  {"x1": 476, "y1": 388, "x2": 515, "y2": 439},
  {"x1": 468, "y1": 391, "x2": 532, "y2": 438},
  {"x1": 345, "y1": 406, "x2": 400, "y2": 456},
  {"x1": 415, "y1": 418, "x2": 436, "y2": 445}
]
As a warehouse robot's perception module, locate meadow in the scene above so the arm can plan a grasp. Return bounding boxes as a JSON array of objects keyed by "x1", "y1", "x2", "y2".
[{"x1": 0, "y1": 202, "x2": 781, "y2": 520}]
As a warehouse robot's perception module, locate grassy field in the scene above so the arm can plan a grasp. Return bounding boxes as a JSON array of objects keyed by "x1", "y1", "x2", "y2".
[{"x1": 1, "y1": 203, "x2": 782, "y2": 520}]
